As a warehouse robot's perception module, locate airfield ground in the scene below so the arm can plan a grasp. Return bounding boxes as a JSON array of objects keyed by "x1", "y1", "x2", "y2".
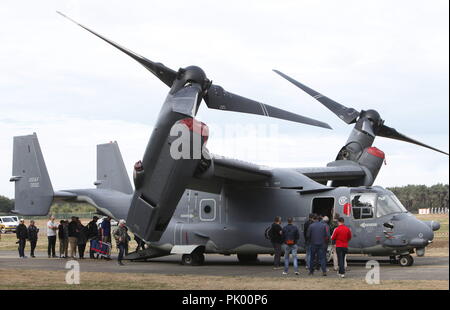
[{"x1": 0, "y1": 214, "x2": 447, "y2": 290}]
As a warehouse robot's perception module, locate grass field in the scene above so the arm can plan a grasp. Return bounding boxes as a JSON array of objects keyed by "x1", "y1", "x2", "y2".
[{"x1": 0, "y1": 268, "x2": 447, "y2": 290}]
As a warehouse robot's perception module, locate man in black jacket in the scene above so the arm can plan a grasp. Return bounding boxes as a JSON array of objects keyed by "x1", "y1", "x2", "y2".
[
  {"x1": 269, "y1": 216, "x2": 283, "y2": 269},
  {"x1": 68, "y1": 217, "x2": 79, "y2": 258},
  {"x1": 87, "y1": 216, "x2": 99, "y2": 259},
  {"x1": 27, "y1": 220, "x2": 39, "y2": 258},
  {"x1": 282, "y1": 217, "x2": 300, "y2": 275},
  {"x1": 16, "y1": 219, "x2": 28, "y2": 258}
]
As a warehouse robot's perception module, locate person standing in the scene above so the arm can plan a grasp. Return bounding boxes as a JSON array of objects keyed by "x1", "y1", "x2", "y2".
[
  {"x1": 100, "y1": 217, "x2": 112, "y2": 243},
  {"x1": 47, "y1": 215, "x2": 58, "y2": 258},
  {"x1": 16, "y1": 219, "x2": 28, "y2": 258},
  {"x1": 68, "y1": 217, "x2": 79, "y2": 258},
  {"x1": 331, "y1": 217, "x2": 352, "y2": 278},
  {"x1": 303, "y1": 213, "x2": 315, "y2": 271},
  {"x1": 77, "y1": 219, "x2": 88, "y2": 259},
  {"x1": 307, "y1": 215, "x2": 330, "y2": 276},
  {"x1": 269, "y1": 216, "x2": 283, "y2": 270},
  {"x1": 58, "y1": 220, "x2": 69, "y2": 258},
  {"x1": 87, "y1": 216, "x2": 99, "y2": 259},
  {"x1": 113, "y1": 219, "x2": 130, "y2": 266},
  {"x1": 281, "y1": 217, "x2": 300, "y2": 276},
  {"x1": 27, "y1": 220, "x2": 39, "y2": 258}
]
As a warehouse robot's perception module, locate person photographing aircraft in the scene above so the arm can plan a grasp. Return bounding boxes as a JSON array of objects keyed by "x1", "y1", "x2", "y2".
[{"x1": 331, "y1": 217, "x2": 352, "y2": 278}]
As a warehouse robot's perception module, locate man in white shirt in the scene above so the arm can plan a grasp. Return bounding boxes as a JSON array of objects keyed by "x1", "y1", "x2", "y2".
[{"x1": 47, "y1": 215, "x2": 58, "y2": 258}]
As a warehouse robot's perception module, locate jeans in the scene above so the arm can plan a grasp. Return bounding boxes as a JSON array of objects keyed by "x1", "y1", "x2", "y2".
[
  {"x1": 78, "y1": 243, "x2": 86, "y2": 258},
  {"x1": 284, "y1": 244, "x2": 298, "y2": 273},
  {"x1": 60, "y1": 238, "x2": 68, "y2": 257},
  {"x1": 30, "y1": 239, "x2": 37, "y2": 256},
  {"x1": 305, "y1": 243, "x2": 311, "y2": 269},
  {"x1": 18, "y1": 238, "x2": 26, "y2": 257},
  {"x1": 47, "y1": 236, "x2": 56, "y2": 257},
  {"x1": 118, "y1": 243, "x2": 126, "y2": 262},
  {"x1": 310, "y1": 244, "x2": 327, "y2": 273},
  {"x1": 336, "y1": 247, "x2": 348, "y2": 275},
  {"x1": 332, "y1": 245, "x2": 347, "y2": 270},
  {"x1": 272, "y1": 242, "x2": 282, "y2": 267}
]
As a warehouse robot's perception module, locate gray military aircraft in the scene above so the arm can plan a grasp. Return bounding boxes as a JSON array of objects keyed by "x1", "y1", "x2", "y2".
[{"x1": 10, "y1": 13, "x2": 447, "y2": 267}]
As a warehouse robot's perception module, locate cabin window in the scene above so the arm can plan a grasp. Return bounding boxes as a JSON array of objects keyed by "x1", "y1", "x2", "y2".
[
  {"x1": 351, "y1": 193, "x2": 375, "y2": 220},
  {"x1": 376, "y1": 194, "x2": 407, "y2": 217}
]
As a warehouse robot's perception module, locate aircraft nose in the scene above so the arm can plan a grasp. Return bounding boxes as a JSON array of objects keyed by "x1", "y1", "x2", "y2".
[{"x1": 408, "y1": 220, "x2": 435, "y2": 247}]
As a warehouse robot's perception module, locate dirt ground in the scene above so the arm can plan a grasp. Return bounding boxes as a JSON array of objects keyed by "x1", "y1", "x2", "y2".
[
  {"x1": 0, "y1": 268, "x2": 447, "y2": 290},
  {"x1": 0, "y1": 214, "x2": 447, "y2": 290}
]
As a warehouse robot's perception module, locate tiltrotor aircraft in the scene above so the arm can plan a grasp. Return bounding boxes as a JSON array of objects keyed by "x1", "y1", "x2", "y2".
[{"x1": 10, "y1": 13, "x2": 447, "y2": 267}]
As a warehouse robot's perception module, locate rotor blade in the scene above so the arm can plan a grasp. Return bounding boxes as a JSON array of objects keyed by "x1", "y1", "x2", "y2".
[
  {"x1": 361, "y1": 118, "x2": 375, "y2": 137},
  {"x1": 204, "y1": 84, "x2": 332, "y2": 129},
  {"x1": 57, "y1": 11, "x2": 177, "y2": 88},
  {"x1": 377, "y1": 125, "x2": 449, "y2": 155},
  {"x1": 273, "y1": 69, "x2": 360, "y2": 124}
]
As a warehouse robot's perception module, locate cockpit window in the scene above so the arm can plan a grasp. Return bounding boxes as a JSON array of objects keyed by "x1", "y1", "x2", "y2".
[
  {"x1": 351, "y1": 193, "x2": 376, "y2": 220},
  {"x1": 376, "y1": 194, "x2": 407, "y2": 217}
]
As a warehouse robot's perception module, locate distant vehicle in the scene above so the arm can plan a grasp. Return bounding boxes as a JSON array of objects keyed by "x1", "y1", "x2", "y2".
[
  {"x1": 97, "y1": 217, "x2": 118, "y2": 228},
  {"x1": 0, "y1": 216, "x2": 18, "y2": 233}
]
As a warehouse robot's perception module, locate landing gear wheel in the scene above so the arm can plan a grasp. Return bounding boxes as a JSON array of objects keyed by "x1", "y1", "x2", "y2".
[
  {"x1": 237, "y1": 254, "x2": 258, "y2": 264},
  {"x1": 399, "y1": 255, "x2": 414, "y2": 267},
  {"x1": 181, "y1": 253, "x2": 205, "y2": 266}
]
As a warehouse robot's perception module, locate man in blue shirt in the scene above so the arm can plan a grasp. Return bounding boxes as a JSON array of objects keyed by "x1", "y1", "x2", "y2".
[
  {"x1": 100, "y1": 217, "x2": 111, "y2": 243},
  {"x1": 281, "y1": 217, "x2": 300, "y2": 276}
]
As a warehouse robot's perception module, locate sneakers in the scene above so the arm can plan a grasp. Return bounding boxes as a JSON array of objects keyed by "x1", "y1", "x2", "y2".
[
  {"x1": 273, "y1": 266, "x2": 283, "y2": 270},
  {"x1": 295, "y1": 272, "x2": 300, "y2": 276},
  {"x1": 322, "y1": 272, "x2": 327, "y2": 276},
  {"x1": 340, "y1": 274, "x2": 345, "y2": 278},
  {"x1": 282, "y1": 271, "x2": 288, "y2": 275}
]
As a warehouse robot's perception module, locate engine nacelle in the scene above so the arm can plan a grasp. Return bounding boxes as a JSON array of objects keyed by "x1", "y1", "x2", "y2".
[{"x1": 358, "y1": 147, "x2": 385, "y2": 185}]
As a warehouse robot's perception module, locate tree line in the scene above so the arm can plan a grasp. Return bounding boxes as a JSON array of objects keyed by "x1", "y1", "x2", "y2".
[
  {"x1": 387, "y1": 183, "x2": 449, "y2": 213},
  {"x1": 1, "y1": 183, "x2": 449, "y2": 214}
]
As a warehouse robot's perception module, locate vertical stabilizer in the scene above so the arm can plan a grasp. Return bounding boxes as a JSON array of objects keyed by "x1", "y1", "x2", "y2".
[
  {"x1": 10, "y1": 133, "x2": 54, "y2": 215},
  {"x1": 96, "y1": 142, "x2": 133, "y2": 195}
]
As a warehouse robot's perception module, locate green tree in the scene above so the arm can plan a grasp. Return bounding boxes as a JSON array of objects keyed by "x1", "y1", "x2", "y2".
[{"x1": 0, "y1": 195, "x2": 14, "y2": 213}]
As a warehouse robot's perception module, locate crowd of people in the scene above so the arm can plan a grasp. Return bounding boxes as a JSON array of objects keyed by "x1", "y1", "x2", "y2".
[
  {"x1": 14, "y1": 215, "x2": 142, "y2": 265},
  {"x1": 268, "y1": 213, "x2": 352, "y2": 278},
  {"x1": 13, "y1": 213, "x2": 352, "y2": 273}
]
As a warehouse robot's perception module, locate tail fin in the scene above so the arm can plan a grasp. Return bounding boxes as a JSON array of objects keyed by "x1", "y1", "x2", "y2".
[
  {"x1": 10, "y1": 133, "x2": 54, "y2": 215},
  {"x1": 95, "y1": 141, "x2": 133, "y2": 195}
]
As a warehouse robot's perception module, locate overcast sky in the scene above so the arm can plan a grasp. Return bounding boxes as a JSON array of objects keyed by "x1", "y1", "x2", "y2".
[{"x1": 0, "y1": 0, "x2": 448, "y2": 198}]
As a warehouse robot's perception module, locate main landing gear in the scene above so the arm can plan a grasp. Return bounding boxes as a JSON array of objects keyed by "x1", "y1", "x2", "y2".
[
  {"x1": 390, "y1": 254, "x2": 414, "y2": 267},
  {"x1": 181, "y1": 252, "x2": 205, "y2": 266}
]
